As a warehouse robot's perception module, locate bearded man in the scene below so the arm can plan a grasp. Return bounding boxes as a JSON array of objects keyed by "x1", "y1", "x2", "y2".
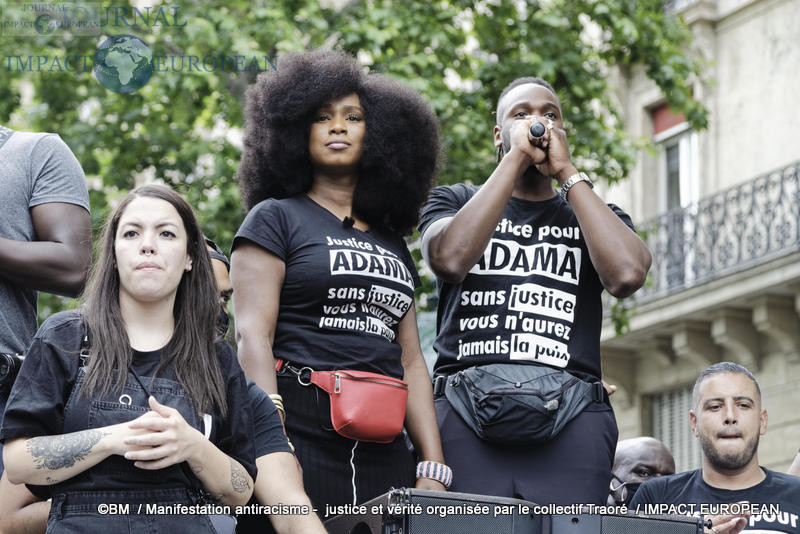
[{"x1": 630, "y1": 362, "x2": 800, "y2": 534}]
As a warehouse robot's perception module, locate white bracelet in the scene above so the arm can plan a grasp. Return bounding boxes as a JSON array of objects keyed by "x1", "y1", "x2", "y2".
[{"x1": 415, "y1": 461, "x2": 453, "y2": 489}]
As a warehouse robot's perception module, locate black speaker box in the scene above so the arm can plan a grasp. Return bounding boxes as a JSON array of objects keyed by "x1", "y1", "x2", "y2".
[
  {"x1": 549, "y1": 512, "x2": 703, "y2": 534},
  {"x1": 324, "y1": 488, "x2": 705, "y2": 534},
  {"x1": 324, "y1": 488, "x2": 543, "y2": 534}
]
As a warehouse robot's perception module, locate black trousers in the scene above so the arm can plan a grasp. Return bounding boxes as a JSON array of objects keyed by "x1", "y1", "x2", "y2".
[
  {"x1": 435, "y1": 393, "x2": 617, "y2": 505},
  {"x1": 277, "y1": 373, "x2": 415, "y2": 515}
]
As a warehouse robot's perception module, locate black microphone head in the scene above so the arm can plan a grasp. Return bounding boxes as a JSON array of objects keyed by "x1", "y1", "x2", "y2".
[
  {"x1": 529, "y1": 121, "x2": 546, "y2": 138},
  {"x1": 342, "y1": 216, "x2": 355, "y2": 229}
]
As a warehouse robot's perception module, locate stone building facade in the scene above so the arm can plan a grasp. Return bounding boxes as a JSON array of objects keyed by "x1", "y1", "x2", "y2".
[{"x1": 600, "y1": 0, "x2": 800, "y2": 471}]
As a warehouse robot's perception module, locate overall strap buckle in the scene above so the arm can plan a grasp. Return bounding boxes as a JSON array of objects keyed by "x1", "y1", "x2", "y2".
[{"x1": 433, "y1": 374, "x2": 447, "y2": 397}]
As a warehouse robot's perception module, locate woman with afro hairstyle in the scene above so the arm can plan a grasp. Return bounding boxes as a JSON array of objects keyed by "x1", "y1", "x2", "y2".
[{"x1": 230, "y1": 49, "x2": 450, "y2": 512}]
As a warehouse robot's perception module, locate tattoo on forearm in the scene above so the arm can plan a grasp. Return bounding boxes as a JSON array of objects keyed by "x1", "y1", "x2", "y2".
[
  {"x1": 229, "y1": 458, "x2": 251, "y2": 494},
  {"x1": 26, "y1": 430, "x2": 109, "y2": 471}
]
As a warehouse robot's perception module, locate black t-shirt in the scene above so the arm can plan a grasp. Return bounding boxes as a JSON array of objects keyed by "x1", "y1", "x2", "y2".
[
  {"x1": 0, "y1": 310, "x2": 257, "y2": 494},
  {"x1": 236, "y1": 381, "x2": 292, "y2": 534},
  {"x1": 233, "y1": 195, "x2": 420, "y2": 378},
  {"x1": 418, "y1": 184, "x2": 635, "y2": 380},
  {"x1": 630, "y1": 468, "x2": 800, "y2": 533},
  {"x1": 247, "y1": 379, "x2": 292, "y2": 457}
]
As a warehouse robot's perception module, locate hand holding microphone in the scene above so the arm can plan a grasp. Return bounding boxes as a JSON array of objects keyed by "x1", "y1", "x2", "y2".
[
  {"x1": 505, "y1": 114, "x2": 571, "y2": 177},
  {"x1": 528, "y1": 116, "x2": 573, "y2": 180},
  {"x1": 529, "y1": 121, "x2": 547, "y2": 138},
  {"x1": 525, "y1": 117, "x2": 553, "y2": 156},
  {"x1": 529, "y1": 117, "x2": 554, "y2": 141},
  {"x1": 506, "y1": 115, "x2": 557, "y2": 167}
]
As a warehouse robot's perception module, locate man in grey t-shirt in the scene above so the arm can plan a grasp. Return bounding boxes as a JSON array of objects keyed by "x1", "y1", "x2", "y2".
[{"x1": 0, "y1": 125, "x2": 91, "y2": 475}]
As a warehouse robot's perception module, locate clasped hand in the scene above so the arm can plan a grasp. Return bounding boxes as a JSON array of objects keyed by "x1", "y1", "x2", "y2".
[
  {"x1": 508, "y1": 116, "x2": 573, "y2": 181},
  {"x1": 115, "y1": 396, "x2": 204, "y2": 470}
]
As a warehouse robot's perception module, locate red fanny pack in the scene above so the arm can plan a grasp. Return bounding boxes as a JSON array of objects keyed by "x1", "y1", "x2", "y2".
[
  {"x1": 276, "y1": 360, "x2": 408, "y2": 443},
  {"x1": 311, "y1": 370, "x2": 408, "y2": 443}
]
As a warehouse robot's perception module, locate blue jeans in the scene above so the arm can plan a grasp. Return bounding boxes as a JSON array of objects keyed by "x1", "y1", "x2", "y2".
[
  {"x1": 46, "y1": 489, "x2": 229, "y2": 534},
  {"x1": 41, "y1": 361, "x2": 234, "y2": 532}
]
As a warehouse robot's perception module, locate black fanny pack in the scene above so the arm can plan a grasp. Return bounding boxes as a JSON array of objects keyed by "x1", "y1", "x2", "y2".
[{"x1": 439, "y1": 363, "x2": 605, "y2": 445}]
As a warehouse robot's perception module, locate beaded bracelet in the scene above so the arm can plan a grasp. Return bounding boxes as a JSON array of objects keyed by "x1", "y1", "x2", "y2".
[
  {"x1": 267, "y1": 393, "x2": 292, "y2": 450},
  {"x1": 415, "y1": 461, "x2": 453, "y2": 489},
  {"x1": 268, "y1": 393, "x2": 285, "y2": 415}
]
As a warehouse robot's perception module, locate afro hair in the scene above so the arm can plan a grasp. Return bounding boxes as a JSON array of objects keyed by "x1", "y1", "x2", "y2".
[{"x1": 237, "y1": 49, "x2": 441, "y2": 235}]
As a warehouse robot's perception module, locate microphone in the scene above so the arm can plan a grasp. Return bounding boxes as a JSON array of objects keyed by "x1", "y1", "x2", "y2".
[
  {"x1": 529, "y1": 121, "x2": 546, "y2": 138},
  {"x1": 343, "y1": 216, "x2": 355, "y2": 229}
]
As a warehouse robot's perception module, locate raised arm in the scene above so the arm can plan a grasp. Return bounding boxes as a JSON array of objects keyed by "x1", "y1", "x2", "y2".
[
  {"x1": 424, "y1": 112, "x2": 650, "y2": 296},
  {"x1": 534, "y1": 124, "x2": 651, "y2": 298},
  {"x1": 397, "y1": 304, "x2": 447, "y2": 490},
  {"x1": 562, "y1": 177, "x2": 651, "y2": 297},
  {"x1": 230, "y1": 242, "x2": 285, "y2": 397},
  {"x1": 422, "y1": 147, "x2": 532, "y2": 284},
  {"x1": 0, "y1": 202, "x2": 91, "y2": 297}
]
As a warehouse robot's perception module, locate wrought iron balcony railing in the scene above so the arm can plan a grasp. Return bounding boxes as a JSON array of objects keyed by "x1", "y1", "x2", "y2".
[{"x1": 632, "y1": 160, "x2": 800, "y2": 305}]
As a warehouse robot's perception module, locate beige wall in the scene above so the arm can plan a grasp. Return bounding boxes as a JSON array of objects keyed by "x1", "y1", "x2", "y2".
[
  {"x1": 713, "y1": 0, "x2": 800, "y2": 189},
  {"x1": 602, "y1": 0, "x2": 800, "y2": 220},
  {"x1": 600, "y1": 0, "x2": 800, "y2": 472}
]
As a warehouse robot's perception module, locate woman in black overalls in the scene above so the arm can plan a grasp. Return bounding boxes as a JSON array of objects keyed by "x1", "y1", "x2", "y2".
[{"x1": 1, "y1": 185, "x2": 256, "y2": 533}]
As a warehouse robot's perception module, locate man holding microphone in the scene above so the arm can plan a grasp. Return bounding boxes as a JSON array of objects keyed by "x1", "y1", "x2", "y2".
[{"x1": 419, "y1": 77, "x2": 651, "y2": 504}]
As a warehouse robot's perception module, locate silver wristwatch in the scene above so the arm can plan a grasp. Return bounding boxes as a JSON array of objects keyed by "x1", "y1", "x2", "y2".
[{"x1": 560, "y1": 172, "x2": 593, "y2": 200}]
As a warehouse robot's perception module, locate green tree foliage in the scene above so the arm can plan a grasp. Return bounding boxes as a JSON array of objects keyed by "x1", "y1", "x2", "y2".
[{"x1": 0, "y1": 0, "x2": 706, "y2": 320}]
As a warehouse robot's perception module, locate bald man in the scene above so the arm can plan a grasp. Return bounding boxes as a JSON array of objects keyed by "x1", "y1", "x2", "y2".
[{"x1": 608, "y1": 437, "x2": 675, "y2": 505}]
